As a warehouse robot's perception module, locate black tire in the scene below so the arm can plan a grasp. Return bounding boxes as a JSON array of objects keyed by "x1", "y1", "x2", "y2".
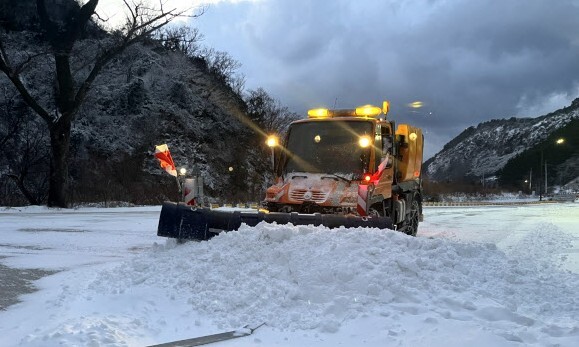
[
  {"x1": 403, "y1": 197, "x2": 420, "y2": 236},
  {"x1": 367, "y1": 204, "x2": 384, "y2": 217}
]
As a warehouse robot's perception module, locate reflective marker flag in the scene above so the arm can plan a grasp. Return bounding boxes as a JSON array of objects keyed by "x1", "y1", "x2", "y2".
[{"x1": 154, "y1": 144, "x2": 177, "y2": 177}]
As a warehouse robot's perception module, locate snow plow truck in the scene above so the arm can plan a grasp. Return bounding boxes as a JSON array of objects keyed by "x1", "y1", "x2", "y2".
[{"x1": 157, "y1": 101, "x2": 424, "y2": 240}]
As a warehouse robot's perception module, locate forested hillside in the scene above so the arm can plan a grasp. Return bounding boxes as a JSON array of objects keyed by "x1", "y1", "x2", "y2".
[
  {"x1": 498, "y1": 117, "x2": 579, "y2": 192},
  {"x1": 0, "y1": 0, "x2": 298, "y2": 206}
]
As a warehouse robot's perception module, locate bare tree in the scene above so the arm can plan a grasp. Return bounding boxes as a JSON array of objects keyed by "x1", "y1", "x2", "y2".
[
  {"x1": 156, "y1": 25, "x2": 203, "y2": 55},
  {"x1": 0, "y1": 0, "x2": 195, "y2": 207},
  {"x1": 0, "y1": 89, "x2": 22, "y2": 148},
  {"x1": 4, "y1": 118, "x2": 50, "y2": 205},
  {"x1": 245, "y1": 88, "x2": 299, "y2": 134},
  {"x1": 0, "y1": 87, "x2": 49, "y2": 205},
  {"x1": 243, "y1": 88, "x2": 300, "y2": 199},
  {"x1": 199, "y1": 47, "x2": 245, "y2": 94}
]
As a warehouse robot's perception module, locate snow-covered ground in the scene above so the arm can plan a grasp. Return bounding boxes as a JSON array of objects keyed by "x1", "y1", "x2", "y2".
[{"x1": 1, "y1": 203, "x2": 578, "y2": 347}]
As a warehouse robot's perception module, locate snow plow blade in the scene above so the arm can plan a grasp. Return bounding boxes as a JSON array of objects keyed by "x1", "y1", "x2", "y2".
[{"x1": 157, "y1": 202, "x2": 393, "y2": 241}]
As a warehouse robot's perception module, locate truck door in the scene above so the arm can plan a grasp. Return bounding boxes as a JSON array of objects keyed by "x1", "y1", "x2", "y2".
[{"x1": 374, "y1": 123, "x2": 394, "y2": 199}]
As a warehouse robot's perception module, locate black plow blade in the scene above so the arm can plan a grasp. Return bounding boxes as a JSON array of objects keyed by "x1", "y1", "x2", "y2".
[{"x1": 157, "y1": 202, "x2": 393, "y2": 241}]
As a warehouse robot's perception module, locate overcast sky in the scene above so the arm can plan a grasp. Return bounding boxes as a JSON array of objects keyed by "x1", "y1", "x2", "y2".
[{"x1": 103, "y1": 0, "x2": 579, "y2": 158}]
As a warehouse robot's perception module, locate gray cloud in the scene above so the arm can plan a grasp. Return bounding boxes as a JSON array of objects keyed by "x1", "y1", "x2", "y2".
[{"x1": 194, "y1": 0, "x2": 579, "y2": 158}]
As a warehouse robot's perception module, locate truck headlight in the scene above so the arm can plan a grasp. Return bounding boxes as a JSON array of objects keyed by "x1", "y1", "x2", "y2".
[{"x1": 359, "y1": 135, "x2": 371, "y2": 148}]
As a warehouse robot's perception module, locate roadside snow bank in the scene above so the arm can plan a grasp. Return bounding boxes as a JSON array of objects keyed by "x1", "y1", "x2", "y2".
[
  {"x1": 87, "y1": 222, "x2": 579, "y2": 340},
  {"x1": 0, "y1": 205, "x2": 160, "y2": 214}
]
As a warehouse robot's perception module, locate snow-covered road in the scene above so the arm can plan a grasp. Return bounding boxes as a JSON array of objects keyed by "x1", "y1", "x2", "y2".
[{"x1": 0, "y1": 203, "x2": 578, "y2": 346}]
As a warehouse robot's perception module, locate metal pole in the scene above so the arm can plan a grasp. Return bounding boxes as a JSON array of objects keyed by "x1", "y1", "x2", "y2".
[
  {"x1": 529, "y1": 168, "x2": 532, "y2": 192},
  {"x1": 539, "y1": 150, "x2": 543, "y2": 201},
  {"x1": 545, "y1": 161, "x2": 548, "y2": 196},
  {"x1": 270, "y1": 147, "x2": 275, "y2": 176},
  {"x1": 176, "y1": 175, "x2": 182, "y2": 193}
]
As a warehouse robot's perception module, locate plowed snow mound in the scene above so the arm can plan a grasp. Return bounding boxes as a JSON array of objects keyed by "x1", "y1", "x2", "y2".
[{"x1": 90, "y1": 222, "x2": 579, "y2": 337}]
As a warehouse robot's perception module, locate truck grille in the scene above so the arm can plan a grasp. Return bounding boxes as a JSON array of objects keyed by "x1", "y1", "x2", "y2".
[{"x1": 289, "y1": 189, "x2": 329, "y2": 203}]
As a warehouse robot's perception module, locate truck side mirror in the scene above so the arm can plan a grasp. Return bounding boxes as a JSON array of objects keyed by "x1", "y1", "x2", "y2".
[{"x1": 397, "y1": 134, "x2": 408, "y2": 148}]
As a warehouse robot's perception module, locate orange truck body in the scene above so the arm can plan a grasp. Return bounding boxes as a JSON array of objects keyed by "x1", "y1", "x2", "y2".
[{"x1": 156, "y1": 103, "x2": 424, "y2": 241}]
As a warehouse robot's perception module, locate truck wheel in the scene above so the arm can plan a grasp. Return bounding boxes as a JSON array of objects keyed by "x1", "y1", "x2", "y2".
[
  {"x1": 367, "y1": 205, "x2": 383, "y2": 217},
  {"x1": 403, "y1": 198, "x2": 420, "y2": 236}
]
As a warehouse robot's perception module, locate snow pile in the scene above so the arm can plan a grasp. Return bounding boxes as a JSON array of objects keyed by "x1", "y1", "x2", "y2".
[
  {"x1": 81, "y1": 222, "x2": 579, "y2": 342},
  {"x1": 3, "y1": 204, "x2": 579, "y2": 346},
  {"x1": 435, "y1": 192, "x2": 538, "y2": 203}
]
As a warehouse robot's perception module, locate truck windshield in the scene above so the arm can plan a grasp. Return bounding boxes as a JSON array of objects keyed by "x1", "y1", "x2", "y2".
[{"x1": 283, "y1": 120, "x2": 373, "y2": 177}]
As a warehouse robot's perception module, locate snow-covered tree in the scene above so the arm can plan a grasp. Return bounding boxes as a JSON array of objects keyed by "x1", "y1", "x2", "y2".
[{"x1": 0, "y1": 0, "x2": 193, "y2": 207}]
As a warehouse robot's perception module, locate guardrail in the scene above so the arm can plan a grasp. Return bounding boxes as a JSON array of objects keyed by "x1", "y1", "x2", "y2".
[
  {"x1": 206, "y1": 200, "x2": 572, "y2": 209},
  {"x1": 422, "y1": 200, "x2": 561, "y2": 207}
]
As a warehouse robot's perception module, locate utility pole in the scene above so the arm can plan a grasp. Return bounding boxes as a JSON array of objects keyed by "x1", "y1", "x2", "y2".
[
  {"x1": 529, "y1": 168, "x2": 532, "y2": 193},
  {"x1": 545, "y1": 161, "x2": 548, "y2": 196},
  {"x1": 539, "y1": 150, "x2": 543, "y2": 201}
]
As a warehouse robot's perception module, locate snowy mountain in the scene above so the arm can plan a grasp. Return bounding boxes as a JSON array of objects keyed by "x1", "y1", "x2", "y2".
[{"x1": 424, "y1": 98, "x2": 579, "y2": 182}]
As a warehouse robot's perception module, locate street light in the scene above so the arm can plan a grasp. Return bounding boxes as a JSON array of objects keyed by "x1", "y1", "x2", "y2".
[
  {"x1": 265, "y1": 135, "x2": 279, "y2": 175},
  {"x1": 266, "y1": 135, "x2": 278, "y2": 148},
  {"x1": 540, "y1": 137, "x2": 566, "y2": 200}
]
